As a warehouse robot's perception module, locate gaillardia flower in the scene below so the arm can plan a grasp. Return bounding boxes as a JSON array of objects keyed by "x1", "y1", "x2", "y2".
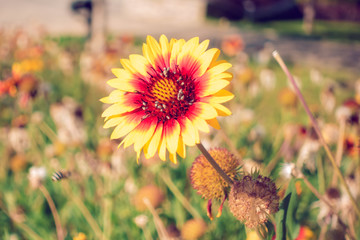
[
  {"x1": 190, "y1": 148, "x2": 240, "y2": 219},
  {"x1": 101, "y1": 35, "x2": 233, "y2": 163}
]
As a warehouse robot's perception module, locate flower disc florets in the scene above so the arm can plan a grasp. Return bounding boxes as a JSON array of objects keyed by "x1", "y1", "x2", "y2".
[
  {"x1": 101, "y1": 35, "x2": 234, "y2": 163},
  {"x1": 228, "y1": 175, "x2": 279, "y2": 228},
  {"x1": 190, "y1": 148, "x2": 240, "y2": 200}
]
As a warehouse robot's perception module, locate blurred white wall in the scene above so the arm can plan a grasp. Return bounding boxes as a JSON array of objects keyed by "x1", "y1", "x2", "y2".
[{"x1": 0, "y1": 0, "x2": 207, "y2": 36}]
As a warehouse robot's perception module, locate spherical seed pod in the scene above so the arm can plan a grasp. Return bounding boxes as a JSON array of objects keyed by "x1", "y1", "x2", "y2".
[
  {"x1": 228, "y1": 175, "x2": 279, "y2": 229},
  {"x1": 190, "y1": 148, "x2": 240, "y2": 200}
]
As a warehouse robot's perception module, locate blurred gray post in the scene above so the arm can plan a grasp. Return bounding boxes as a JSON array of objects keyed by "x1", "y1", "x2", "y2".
[
  {"x1": 303, "y1": 0, "x2": 315, "y2": 35},
  {"x1": 90, "y1": 0, "x2": 106, "y2": 54}
]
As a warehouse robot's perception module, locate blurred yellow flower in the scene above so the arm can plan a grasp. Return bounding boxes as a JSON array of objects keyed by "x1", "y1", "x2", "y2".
[
  {"x1": 246, "y1": 231, "x2": 261, "y2": 240},
  {"x1": 73, "y1": 232, "x2": 87, "y2": 240},
  {"x1": 133, "y1": 185, "x2": 165, "y2": 211},
  {"x1": 101, "y1": 35, "x2": 233, "y2": 163},
  {"x1": 278, "y1": 87, "x2": 297, "y2": 108},
  {"x1": 12, "y1": 58, "x2": 44, "y2": 77},
  {"x1": 181, "y1": 219, "x2": 207, "y2": 240}
]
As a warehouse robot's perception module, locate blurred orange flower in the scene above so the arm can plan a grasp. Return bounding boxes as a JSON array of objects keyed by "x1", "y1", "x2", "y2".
[{"x1": 221, "y1": 34, "x2": 244, "y2": 57}]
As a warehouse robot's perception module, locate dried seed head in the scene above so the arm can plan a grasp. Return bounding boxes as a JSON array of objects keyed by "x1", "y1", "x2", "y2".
[
  {"x1": 228, "y1": 175, "x2": 279, "y2": 228},
  {"x1": 190, "y1": 148, "x2": 241, "y2": 200}
]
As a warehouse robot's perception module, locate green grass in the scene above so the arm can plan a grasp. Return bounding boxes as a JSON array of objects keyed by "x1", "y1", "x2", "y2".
[
  {"x1": 1, "y1": 30, "x2": 360, "y2": 239},
  {"x1": 233, "y1": 20, "x2": 360, "y2": 42}
]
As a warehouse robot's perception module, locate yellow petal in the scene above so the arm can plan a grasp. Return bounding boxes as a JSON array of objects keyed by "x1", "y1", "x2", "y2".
[
  {"x1": 178, "y1": 37, "x2": 199, "y2": 63},
  {"x1": 194, "y1": 102, "x2": 218, "y2": 120},
  {"x1": 213, "y1": 103, "x2": 232, "y2": 116},
  {"x1": 120, "y1": 59, "x2": 136, "y2": 73},
  {"x1": 206, "y1": 118, "x2": 221, "y2": 130},
  {"x1": 144, "y1": 122, "x2": 163, "y2": 159},
  {"x1": 143, "y1": 43, "x2": 155, "y2": 65},
  {"x1": 100, "y1": 96, "x2": 110, "y2": 103},
  {"x1": 110, "y1": 114, "x2": 142, "y2": 139},
  {"x1": 106, "y1": 78, "x2": 136, "y2": 92},
  {"x1": 102, "y1": 90, "x2": 124, "y2": 104},
  {"x1": 129, "y1": 54, "x2": 148, "y2": 76},
  {"x1": 197, "y1": 48, "x2": 220, "y2": 76},
  {"x1": 193, "y1": 39, "x2": 209, "y2": 58},
  {"x1": 202, "y1": 79, "x2": 230, "y2": 96},
  {"x1": 159, "y1": 35, "x2": 170, "y2": 58},
  {"x1": 158, "y1": 136, "x2": 167, "y2": 161},
  {"x1": 179, "y1": 117, "x2": 196, "y2": 146},
  {"x1": 146, "y1": 35, "x2": 161, "y2": 60},
  {"x1": 104, "y1": 116, "x2": 123, "y2": 128},
  {"x1": 101, "y1": 103, "x2": 136, "y2": 118},
  {"x1": 111, "y1": 68, "x2": 132, "y2": 79},
  {"x1": 209, "y1": 89, "x2": 234, "y2": 103},
  {"x1": 208, "y1": 62, "x2": 232, "y2": 76},
  {"x1": 192, "y1": 117, "x2": 209, "y2": 133},
  {"x1": 165, "y1": 119, "x2": 181, "y2": 154},
  {"x1": 176, "y1": 137, "x2": 186, "y2": 159},
  {"x1": 133, "y1": 117, "x2": 158, "y2": 153},
  {"x1": 169, "y1": 152, "x2": 177, "y2": 164}
]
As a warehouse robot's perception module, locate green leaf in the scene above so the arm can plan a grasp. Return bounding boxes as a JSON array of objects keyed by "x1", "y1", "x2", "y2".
[{"x1": 275, "y1": 179, "x2": 300, "y2": 240}]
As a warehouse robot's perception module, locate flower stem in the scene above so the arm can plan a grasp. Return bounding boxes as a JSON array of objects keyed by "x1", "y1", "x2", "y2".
[
  {"x1": 297, "y1": 173, "x2": 333, "y2": 208},
  {"x1": 39, "y1": 185, "x2": 64, "y2": 240},
  {"x1": 143, "y1": 198, "x2": 169, "y2": 240},
  {"x1": 273, "y1": 50, "x2": 360, "y2": 217},
  {"x1": 62, "y1": 181, "x2": 104, "y2": 240},
  {"x1": 0, "y1": 200, "x2": 43, "y2": 240},
  {"x1": 331, "y1": 118, "x2": 346, "y2": 186},
  {"x1": 196, "y1": 142, "x2": 233, "y2": 186},
  {"x1": 161, "y1": 171, "x2": 202, "y2": 219}
]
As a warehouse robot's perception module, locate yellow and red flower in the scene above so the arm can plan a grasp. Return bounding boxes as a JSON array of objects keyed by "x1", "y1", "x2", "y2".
[{"x1": 101, "y1": 35, "x2": 233, "y2": 163}]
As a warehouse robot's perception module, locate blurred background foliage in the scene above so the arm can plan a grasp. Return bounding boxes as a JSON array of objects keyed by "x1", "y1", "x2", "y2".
[{"x1": 0, "y1": 0, "x2": 360, "y2": 239}]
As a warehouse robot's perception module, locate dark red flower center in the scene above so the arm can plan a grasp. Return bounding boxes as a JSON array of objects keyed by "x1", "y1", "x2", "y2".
[{"x1": 139, "y1": 66, "x2": 197, "y2": 122}]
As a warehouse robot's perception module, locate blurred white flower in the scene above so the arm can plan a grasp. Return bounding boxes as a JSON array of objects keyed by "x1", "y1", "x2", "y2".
[
  {"x1": 335, "y1": 106, "x2": 351, "y2": 122},
  {"x1": 321, "y1": 123, "x2": 339, "y2": 145},
  {"x1": 124, "y1": 178, "x2": 137, "y2": 195},
  {"x1": 58, "y1": 51, "x2": 74, "y2": 75},
  {"x1": 28, "y1": 166, "x2": 47, "y2": 189},
  {"x1": 310, "y1": 68, "x2": 323, "y2": 85},
  {"x1": 355, "y1": 79, "x2": 360, "y2": 95},
  {"x1": 297, "y1": 139, "x2": 320, "y2": 172},
  {"x1": 313, "y1": 188, "x2": 341, "y2": 227},
  {"x1": 111, "y1": 149, "x2": 128, "y2": 178},
  {"x1": 279, "y1": 163, "x2": 295, "y2": 180},
  {"x1": 8, "y1": 128, "x2": 30, "y2": 153},
  {"x1": 224, "y1": 107, "x2": 255, "y2": 129},
  {"x1": 248, "y1": 81, "x2": 260, "y2": 98},
  {"x1": 320, "y1": 86, "x2": 336, "y2": 114},
  {"x1": 248, "y1": 124, "x2": 266, "y2": 142},
  {"x1": 259, "y1": 68, "x2": 276, "y2": 90},
  {"x1": 242, "y1": 158, "x2": 262, "y2": 174},
  {"x1": 50, "y1": 97, "x2": 86, "y2": 145},
  {"x1": 30, "y1": 111, "x2": 44, "y2": 124},
  {"x1": 257, "y1": 42, "x2": 274, "y2": 65},
  {"x1": 133, "y1": 215, "x2": 149, "y2": 228}
]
